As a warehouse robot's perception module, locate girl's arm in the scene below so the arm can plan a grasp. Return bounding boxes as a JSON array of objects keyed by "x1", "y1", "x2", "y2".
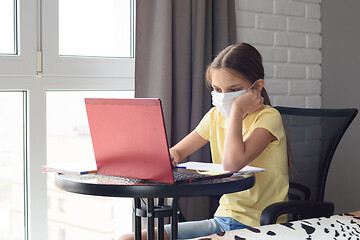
[
  {"x1": 169, "y1": 130, "x2": 208, "y2": 167},
  {"x1": 223, "y1": 89, "x2": 276, "y2": 172}
]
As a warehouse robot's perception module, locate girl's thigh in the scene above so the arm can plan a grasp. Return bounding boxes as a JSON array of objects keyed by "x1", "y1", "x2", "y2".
[{"x1": 164, "y1": 219, "x2": 223, "y2": 239}]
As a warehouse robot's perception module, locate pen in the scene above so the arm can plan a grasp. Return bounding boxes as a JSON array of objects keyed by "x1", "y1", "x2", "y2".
[{"x1": 175, "y1": 166, "x2": 186, "y2": 169}]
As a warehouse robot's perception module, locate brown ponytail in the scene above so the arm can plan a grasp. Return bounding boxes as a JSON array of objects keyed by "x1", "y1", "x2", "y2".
[{"x1": 261, "y1": 87, "x2": 271, "y2": 106}]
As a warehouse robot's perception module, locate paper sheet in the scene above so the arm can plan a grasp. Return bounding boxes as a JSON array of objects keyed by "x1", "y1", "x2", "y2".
[
  {"x1": 42, "y1": 162, "x2": 98, "y2": 175},
  {"x1": 177, "y1": 162, "x2": 264, "y2": 175}
]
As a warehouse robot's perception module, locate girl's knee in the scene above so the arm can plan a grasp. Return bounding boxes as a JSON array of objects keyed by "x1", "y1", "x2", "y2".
[
  {"x1": 118, "y1": 233, "x2": 135, "y2": 240},
  {"x1": 119, "y1": 230, "x2": 153, "y2": 240}
]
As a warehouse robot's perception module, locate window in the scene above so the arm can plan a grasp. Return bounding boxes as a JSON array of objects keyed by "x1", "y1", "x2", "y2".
[
  {"x1": 42, "y1": 0, "x2": 134, "y2": 76},
  {"x1": 0, "y1": 0, "x2": 36, "y2": 75},
  {"x1": 0, "y1": 0, "x2": 17, "y2": 55},
  {"x1": 59, "y1": 0, "x2": 132, "y2": 58},
  {"x1": 0, "y1": 0, "x2": 135, "y2": 239},
  {"x1": 0, "y1": 92, "x2": 25, "y2": 240}
]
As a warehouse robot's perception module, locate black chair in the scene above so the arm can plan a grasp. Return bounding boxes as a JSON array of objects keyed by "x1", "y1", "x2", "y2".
[{"x1": 260, "y1": 106, "x2": 358, "y2": 225}]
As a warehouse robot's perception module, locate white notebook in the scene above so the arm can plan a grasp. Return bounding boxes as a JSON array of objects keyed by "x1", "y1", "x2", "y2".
[{"x1": 176, "y1": 162, "x2": 264, "y2": 176}]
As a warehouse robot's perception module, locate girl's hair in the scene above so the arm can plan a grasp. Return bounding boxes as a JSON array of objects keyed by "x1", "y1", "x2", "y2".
[{"x1": 205, "y1": 43, "x2": 271, "y2": 106}]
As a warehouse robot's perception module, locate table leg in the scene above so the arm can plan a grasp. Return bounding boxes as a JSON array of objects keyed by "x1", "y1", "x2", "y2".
[
  {"x1": 147, "y1": 198, "x2": 155, "y2": 240},
  {"x1": 134, "y1": 198, "x2": 142, "y2": 240},
  {"x1": 157, "y1": 198, "x2": 164, "y2": 240},
  {"x1": 170, "y1": 198, "x2": 179, "y2": 240}
]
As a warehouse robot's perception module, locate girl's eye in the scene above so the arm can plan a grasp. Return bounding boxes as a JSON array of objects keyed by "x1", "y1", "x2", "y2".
[
  {"x1": 229, "y1": 89, "x2": 240, "y2": 92},
  {"x1": 214, "y1": 88, "x2": 222, "y2": 93}
]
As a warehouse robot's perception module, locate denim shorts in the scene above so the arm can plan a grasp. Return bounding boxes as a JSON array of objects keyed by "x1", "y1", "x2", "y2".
[{"x1": 164, "y1": 217, "x2": 249, "y2": 239}]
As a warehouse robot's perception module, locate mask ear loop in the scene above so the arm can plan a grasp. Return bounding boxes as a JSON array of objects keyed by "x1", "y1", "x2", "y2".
[
  {"x1": 243, "y1": 80, "x2": 260, "y2": 120},
  {"x1": 239, "y1": 80, "x2": 257, "y2": 119},
  {"x1": 245, "y1": 80, "x2": 257, "y2": 92}
]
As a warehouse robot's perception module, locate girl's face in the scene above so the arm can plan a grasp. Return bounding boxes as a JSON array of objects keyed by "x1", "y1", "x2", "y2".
[{"x1": 210, "y1": 68, "x2": 252, "y2": 93}]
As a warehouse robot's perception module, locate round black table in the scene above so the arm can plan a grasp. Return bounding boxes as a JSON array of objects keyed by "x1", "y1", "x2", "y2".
[{"x1": 55, "y1": 173, "x2": 255, "y2": 240}]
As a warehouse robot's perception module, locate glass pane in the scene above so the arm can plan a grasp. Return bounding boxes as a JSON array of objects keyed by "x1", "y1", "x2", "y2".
[
  {"x1": 0, "y1": 92, "x2": 25, "y2": 239},
  {"x1": 59, "y1": 0, "x2": 132, "y2": 58},
  {"x1": 0, "y1": 0, "x2": 17, "y2": 55},
  {"x1": 47, "y1": 91, "x2": 134, "y2": 240}
]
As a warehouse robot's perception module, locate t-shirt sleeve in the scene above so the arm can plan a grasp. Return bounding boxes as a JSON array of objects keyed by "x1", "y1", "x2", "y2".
[
  {"x1": 252, "y1": 108, "x2": 284, "y2": 143},
  {"x1": 195, "y1": 108, "x2": 213, "y2": 141}
]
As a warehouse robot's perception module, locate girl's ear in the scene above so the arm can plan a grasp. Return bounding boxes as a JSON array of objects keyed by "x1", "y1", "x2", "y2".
[{"x1": 254, "y1": 79, "x2": 264, "y2": 92}]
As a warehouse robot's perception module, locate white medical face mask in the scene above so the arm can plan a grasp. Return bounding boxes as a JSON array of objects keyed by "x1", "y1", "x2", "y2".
[{"x1": 211, "y1": 81, "x2": 257, "y2": 117}]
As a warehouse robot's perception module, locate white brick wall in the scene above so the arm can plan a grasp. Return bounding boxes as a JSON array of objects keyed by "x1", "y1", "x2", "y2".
[{"x1": 235, "y1": 0, "x2": 322, "y2": 108}]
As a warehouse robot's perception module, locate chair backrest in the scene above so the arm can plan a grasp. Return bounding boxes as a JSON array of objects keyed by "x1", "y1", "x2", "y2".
[{"x1": 275, "y1": 106, "x2": 358, "y2": 202}]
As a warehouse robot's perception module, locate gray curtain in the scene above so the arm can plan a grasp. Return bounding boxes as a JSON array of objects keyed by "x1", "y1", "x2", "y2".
[{"x1": 135, "y1": 0, "x2": 236, "y2": 220}]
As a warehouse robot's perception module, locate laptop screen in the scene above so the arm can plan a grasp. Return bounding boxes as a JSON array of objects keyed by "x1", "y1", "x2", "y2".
[{"x1": 85, "y1": 98, "x2": 175, "y2": 183}]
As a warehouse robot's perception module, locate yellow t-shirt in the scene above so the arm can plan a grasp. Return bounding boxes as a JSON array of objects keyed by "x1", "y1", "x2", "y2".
[{"x1": 195, "y1": 105, "x2": 289, "y2": 227}]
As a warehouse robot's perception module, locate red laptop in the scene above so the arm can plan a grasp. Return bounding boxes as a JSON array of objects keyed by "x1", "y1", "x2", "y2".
[{"x1": 85, "y1": 98, "x2": 232, "y2": 184}]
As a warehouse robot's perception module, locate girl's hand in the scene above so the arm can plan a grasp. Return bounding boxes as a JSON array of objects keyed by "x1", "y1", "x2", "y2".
[
  {"x1": 169, "y1": 149, "x2": 180, "y2": 167},
  {"x1": 231, "y1": 89, "x2": 264, "y2": 116},
  {"x1": 169, "y1": 130, "x2": 208, "y2": 168}
]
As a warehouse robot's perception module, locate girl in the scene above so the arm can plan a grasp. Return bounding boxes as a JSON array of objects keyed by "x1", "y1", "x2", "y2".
[
  {"x1": 166, "y1": 43, "x2": 289, "y2": 239},
  {"x1": 120, "y1": 43, "x2": 289, "y2": 240}
]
